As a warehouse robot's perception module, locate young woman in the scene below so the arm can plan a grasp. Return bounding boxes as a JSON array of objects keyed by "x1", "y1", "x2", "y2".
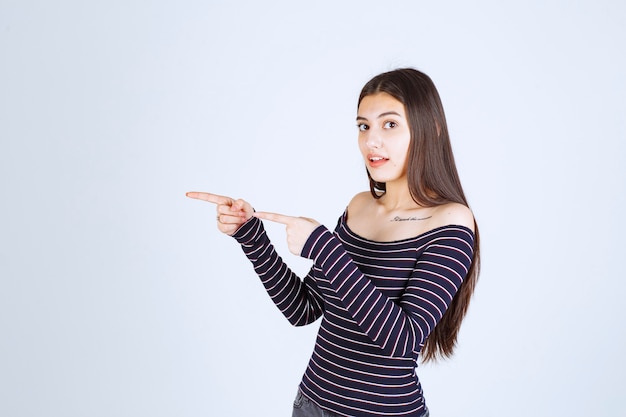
[{"x1": 187, "y1": 68, "x2": 480, "y2": 417}]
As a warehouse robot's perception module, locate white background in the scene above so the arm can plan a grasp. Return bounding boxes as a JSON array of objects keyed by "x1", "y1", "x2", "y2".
[{"x1": 1, "y1": 1, "x2": 625, "y2": 416}]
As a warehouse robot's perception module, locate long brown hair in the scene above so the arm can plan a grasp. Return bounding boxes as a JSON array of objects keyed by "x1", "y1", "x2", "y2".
[{"x1": 358, "y1": 68, "x2": 481, "y2": 362}]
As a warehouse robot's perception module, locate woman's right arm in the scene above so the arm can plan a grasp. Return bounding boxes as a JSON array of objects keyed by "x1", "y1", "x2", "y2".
[
  {"x1": 231, "y1": 216, "x2": 324, "y2": 326},
  {"x1": 186, "y1": 191, "x2": 323, "y2": 326}
]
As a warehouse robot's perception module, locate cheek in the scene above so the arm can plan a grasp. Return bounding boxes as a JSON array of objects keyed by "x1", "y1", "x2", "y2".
[
  {"x1": 393, "y1": 136, "x2": 411, "y2": 167},
  {"x1": 357, "y1": 137, "x2": 368, "y2": 156},
  {"x1": 400, "y1": 132, "x2": 411, "y2": 152}
]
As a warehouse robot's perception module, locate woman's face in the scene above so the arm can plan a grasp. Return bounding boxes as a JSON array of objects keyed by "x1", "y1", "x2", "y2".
[{"x1": 357, "y1": 92, "x2": 411, "y2": 185}]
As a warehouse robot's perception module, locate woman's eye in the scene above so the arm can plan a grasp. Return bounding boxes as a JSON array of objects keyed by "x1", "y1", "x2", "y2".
[
  {"x1": 357, "y1": 123, "x2": 369, "y2": 131},
  {"x1": 383, "y1": 121, "x2": 397, "y2": 129}
]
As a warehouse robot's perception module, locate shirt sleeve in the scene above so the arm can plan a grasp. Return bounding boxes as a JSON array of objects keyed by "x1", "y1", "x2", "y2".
[
  {"x1": 231, "y1": 217, "x2": 324, "y2": 326},
  {"x1": 301, "y1": 224, "x2": 474, "y2": 358}
]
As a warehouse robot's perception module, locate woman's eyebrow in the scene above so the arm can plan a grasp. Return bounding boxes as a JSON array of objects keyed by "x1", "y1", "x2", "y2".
[{"x1": 356, "y1": 111, "x2": 402, "y2": 121}]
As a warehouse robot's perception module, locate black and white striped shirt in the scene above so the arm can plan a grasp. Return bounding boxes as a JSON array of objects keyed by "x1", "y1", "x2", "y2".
[{"x1": 233, "y1": 212, "x2": 474, "y2": 416}]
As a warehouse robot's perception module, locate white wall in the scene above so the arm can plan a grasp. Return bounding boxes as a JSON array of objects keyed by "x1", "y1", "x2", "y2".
[{"x1": 1, "y1": 1, "x2": 624, "y2": 416}]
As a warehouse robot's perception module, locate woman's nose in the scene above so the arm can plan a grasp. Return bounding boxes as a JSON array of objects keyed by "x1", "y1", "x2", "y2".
[{"x1": 366, "y1": 132, "x2": 382, "y2": 149}]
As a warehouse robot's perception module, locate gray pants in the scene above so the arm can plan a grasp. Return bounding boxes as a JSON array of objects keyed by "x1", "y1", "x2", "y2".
[
  {"x1": 291, "y1": 390, "x2": 339, "y2": 417},
  {"x1": 291, "y1": 389, "x2": 429, "y2": 417}
]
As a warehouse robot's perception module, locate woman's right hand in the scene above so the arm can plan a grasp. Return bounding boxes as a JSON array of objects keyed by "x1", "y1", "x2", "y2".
[{"x1": 186, "y1": 191, "x2": 254, "y2": 236}]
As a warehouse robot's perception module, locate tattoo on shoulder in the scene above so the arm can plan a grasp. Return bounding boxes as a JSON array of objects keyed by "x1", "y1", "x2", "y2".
[{"x1": 390, "y1": 215, "x2": 432, "y2": 222}]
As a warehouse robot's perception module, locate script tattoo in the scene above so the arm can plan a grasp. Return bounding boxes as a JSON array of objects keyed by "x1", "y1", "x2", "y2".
[{"x1": 390, "y1": 215, "x2": 432, "y2": 222}]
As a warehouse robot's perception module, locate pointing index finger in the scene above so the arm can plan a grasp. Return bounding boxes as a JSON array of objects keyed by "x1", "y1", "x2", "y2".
[
  {"x1": 186, "y1": 191, "x2": 234, "y2": 206},
  {"x1": 253, "y1": 211, "x2": 295, "y2": 225}
]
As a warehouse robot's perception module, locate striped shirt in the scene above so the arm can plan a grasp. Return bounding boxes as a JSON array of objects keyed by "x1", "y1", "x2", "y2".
[{"x1": 232, "y1": 211, "x2": 474, "y2": 416}]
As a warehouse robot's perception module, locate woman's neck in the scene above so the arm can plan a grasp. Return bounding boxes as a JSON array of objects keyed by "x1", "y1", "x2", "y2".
[{"x1": 378, "y1": 179, "x2": 420, "y2": 212}]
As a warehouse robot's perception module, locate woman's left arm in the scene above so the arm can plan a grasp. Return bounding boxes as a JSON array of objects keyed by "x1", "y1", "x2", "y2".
[
  {"x1": 254, "y1": 211, "x2": 474, "y2": 358},
  {"x1": 304, "y1": 225, "x2": 473, "y2": 358}
]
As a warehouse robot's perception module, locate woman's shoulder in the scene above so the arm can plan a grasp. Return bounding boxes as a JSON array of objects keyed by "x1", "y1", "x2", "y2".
[
  {"x1": 348, "y1": 191, "x2": 372, "y2": 205},
  {"x1": 430, "y1": 202, "x2": 475, "y2": 233},
  {"x1": 344, "y1": 193, "x2": 475, "y2": 240},
  {"x1": 346, "y1": 191, "x2": 374, "y2": 214}
]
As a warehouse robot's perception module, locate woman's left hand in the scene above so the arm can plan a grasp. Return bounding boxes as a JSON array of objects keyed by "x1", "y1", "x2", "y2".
[{"x1": 253, "y1": 211, "x2": 320, "y2": 256}]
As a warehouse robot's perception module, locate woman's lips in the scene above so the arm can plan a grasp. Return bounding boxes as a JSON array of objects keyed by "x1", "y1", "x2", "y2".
[{"x1": 368, "y1": 154, "x2": 389, "y2": 168}]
